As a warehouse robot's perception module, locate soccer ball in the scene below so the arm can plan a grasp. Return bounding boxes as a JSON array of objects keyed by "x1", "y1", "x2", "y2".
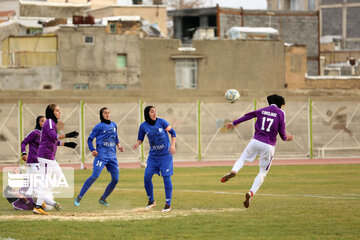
[{"x1": 225, "y1": 89, "x2": 240, "y2": 103}]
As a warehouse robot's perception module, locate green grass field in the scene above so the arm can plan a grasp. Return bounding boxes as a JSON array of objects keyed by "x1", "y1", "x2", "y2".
[{"x1": 0, "y1": 164, "x2": 359, "y2": 240}]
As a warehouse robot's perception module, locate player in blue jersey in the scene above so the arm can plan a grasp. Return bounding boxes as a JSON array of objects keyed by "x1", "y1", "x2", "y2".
[
  {"x1": 133, "y1": 106, "x2": 176, "y2": 212},
  {"x1": 74, "y1": 107, "x2": 124, "y2": 206},
  {"x1": 221, "y1": 94, "x2": 293, "y2": 208}
]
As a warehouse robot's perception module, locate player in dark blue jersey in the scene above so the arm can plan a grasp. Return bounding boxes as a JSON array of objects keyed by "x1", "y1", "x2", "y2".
[
  {"x1": 74, "y1": 107, "x2": 124, "y2": 206},
  {"x1": 133, "y1": 106, "x2": 176, "y2": 212}
]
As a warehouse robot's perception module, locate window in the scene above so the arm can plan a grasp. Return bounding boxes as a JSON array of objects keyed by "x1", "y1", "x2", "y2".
[
  {"x1": 84, "y1": 35, "x2": 94, "y2": 45},
  {"x1": 73, "y1": 83, "x2": 89, "y2": 90},
  {"x1": 117, "y1": 54, "x2": 127, "y2": 68},
  {"x1": 175, "y1": 59, "x2": 198, "y2": 89},
  {"x1": 109, "y1": 23, "x2": 116, "y2": 33},
  {"x1": 308, "y1": 0, "x2": 315, "y2": 10},
  {"x1": 106, "y1": 84, "x2": 126, "y2": 90}
]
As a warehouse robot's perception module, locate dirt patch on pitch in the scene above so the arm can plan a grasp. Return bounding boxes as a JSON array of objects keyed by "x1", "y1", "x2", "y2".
[{"x1": 0, "y1": 208, "x2": 244, "y2": 222}]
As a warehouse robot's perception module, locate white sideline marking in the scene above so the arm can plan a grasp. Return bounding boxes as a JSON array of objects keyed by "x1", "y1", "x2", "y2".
[
  {"x1": 175, "y1": 189, "x2": 360, "y2": 200},
  {"x1": 114, "y1": 188, "x2": 360, "y2": 200},
  {"x1": 78, "y1": 187, "x2": 360, "y2": 200}
]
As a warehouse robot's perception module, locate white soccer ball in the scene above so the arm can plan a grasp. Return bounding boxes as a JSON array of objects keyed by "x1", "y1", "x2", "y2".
[{"x1": 225, "y1": 89, "x2": 240, "y2": 103}]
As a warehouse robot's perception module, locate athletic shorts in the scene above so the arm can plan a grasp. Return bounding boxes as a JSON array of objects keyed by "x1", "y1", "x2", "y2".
[
  {"x1": 240, "y1": 139, "x2": 275, "y2": 171},
  {"x1": 145, "y1": 154, "x2": 173, "y2": 177},
  {"x1": 93, "y1": 157, "x2": 119, "y2": 175}
]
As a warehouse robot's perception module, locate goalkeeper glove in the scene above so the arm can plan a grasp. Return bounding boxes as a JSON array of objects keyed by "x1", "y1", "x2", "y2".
[
  {"x1": 65, "y1": 131, "x2": 79, "y2": 138},
  {"x1": 64, "y1": 142, "x2": 77, "y2": 149}
]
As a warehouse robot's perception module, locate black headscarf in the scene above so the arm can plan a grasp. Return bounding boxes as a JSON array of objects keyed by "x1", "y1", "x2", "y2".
[
  {"x1": 100, "y1": 107, "x2": 111, "y2": 124},
  {"x1": 267, "y1": 94, "x2": 285, "y2": 108},
  {"x1": 35, "y1": 115, "x2": 44, "y2": 131},
  {"x1": 144, "y1": 106, "x2": 156, "y2": 125},
  {"x1": 45, "y1": 104, "x2": 58, "y2": 123}
]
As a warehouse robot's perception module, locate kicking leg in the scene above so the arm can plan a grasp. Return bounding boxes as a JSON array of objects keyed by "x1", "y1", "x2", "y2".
[{"x1": 221, "y1": 157, "x2": 246, "y2": 183}]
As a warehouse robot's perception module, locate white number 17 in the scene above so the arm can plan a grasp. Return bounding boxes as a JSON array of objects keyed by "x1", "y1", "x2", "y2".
[{"x1": 261, "y1": 117, "x2": 274, "y2": 132}]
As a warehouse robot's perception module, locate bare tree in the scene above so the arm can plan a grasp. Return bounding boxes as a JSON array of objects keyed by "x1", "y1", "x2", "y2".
[{"x1": 165, "y1": 0, "x2": 205, "y2": 9}]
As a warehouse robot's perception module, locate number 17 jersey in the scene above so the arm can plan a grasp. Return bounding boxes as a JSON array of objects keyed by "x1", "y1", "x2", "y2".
[{"x1": 233, "y1": 104, "x2": 288, "y2": 146}]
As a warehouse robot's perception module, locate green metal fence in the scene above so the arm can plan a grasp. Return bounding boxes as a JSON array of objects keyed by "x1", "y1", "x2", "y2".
[{"x1": 1, "y1": 99, "x2": 359, "y2": 164}]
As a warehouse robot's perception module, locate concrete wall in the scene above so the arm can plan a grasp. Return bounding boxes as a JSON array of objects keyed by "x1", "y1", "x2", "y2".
[
  {"x1": 321, "y1": 50, "x2": 360, "y2": 65},
  {"x1": 1, "y1": 89, "x2": 360, "y2": 162},
  {"x1": 0, "y1": 66, "x2": 61, "y2": 90},
  {"x1": 19, "y1": 1, "x2": 90, "y2": 18},
  {"x1": 139, "y1": 38, "x2": 286, "y2": 90},
  {"x1": 56, "y1": 26, "x2": 141, "y2": 89},
  {"x1": 57, "y1": 24, "x2": 286, "y2": 91},
  {"x1": 0, "y1": 22, "x2": 21, "y2": 42},
  {"x1": 285, "y1": 45, "x2": 307, "y2": 89},
  {"x1": 305, "y1": 75, "x2": 360, "y2": 89},
  {"x1": 219, "y1": 9, "x2": 319, "y2": 75},
  {"x1": 87, "y1": 6, "x2": 168, "y2": 36}
]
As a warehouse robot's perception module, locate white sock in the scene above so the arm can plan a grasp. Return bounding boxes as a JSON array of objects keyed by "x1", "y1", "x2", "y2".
[
  {"x1": 250, "y1": 171, "x2": 268, "y2": 195},
  {"x1": 231, "y1": 157, "x2": 246, "y2": 173}
]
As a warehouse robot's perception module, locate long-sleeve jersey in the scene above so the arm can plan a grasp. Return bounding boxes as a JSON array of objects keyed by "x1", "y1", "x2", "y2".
[
  {"x1": 37, "y1": 119, "x2": 61, "y2": 160},
  {"x1": 137, "y1": 118, "x2": 176, "y2": 156},
  {"x1": 21, "y1": 129, "x2": 41, "y2": 164},
  {"x1": 233, "y1": 104, "x2": 287, "y2": 146},
  {"x1": 87, "y1": 121, "x2": 120, "y2": 159}
]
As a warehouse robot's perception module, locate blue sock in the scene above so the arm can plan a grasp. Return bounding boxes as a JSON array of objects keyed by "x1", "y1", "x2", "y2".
[
  {"x1": 101, "y1": 171, "x2": 119, "y2": 200},
  {"x1": 163, "y1": 175, "x2": 173, "y2": 206},
  {"x1": 144, "y1": 172, "x2": 154, "y2": 202}
]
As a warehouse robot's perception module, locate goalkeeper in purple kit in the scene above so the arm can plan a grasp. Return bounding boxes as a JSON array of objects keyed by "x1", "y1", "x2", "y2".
[
  {"x1": 221, "y1": 94, "x2": 293, "y2": 208},
  {"x1": 33, "y1": 104, "x2": 79, "y2": 215}
]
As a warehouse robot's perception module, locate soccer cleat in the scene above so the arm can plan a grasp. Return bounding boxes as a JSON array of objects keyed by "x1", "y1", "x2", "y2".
[
  {"x1": 243, "y1": 192, "x2": 253, "y2": 208},
  {"x1": 145, "y1": 200, "x2": 156, "y2": 210},
  {"x1": 221, "y1": 171, "x2": 236, "y2": 183},
  {"x1": 54, "y1": 202, "x2": 61, "y2": 211},
  {"x1": 74, "y1": 195, "x2": 82, "y2": 207},
  {"x1": 99, "y1": 198, "x2": 110, "y2": 206},
  {"x1": 33, "y1": 206, "x2": 49, "y2": 215},
  {"x1": 161, "y1": 204, "x2": 172, "y2": 213}
]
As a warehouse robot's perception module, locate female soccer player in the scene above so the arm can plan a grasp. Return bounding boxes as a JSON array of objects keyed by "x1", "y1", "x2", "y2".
[
  {"x1": 74, "y1": 107, "x2": 124, "y2": 207},
  {"x1": 21, "y1": 116, "x2": 45, "y2": 173},
  {"x1": 133, "y1": 106, "x2": 176, "y2": 213},
  {"x1": 221, "y1": 94, "x2": 293, "y2": 208},
  {"x1": 33, "y1": 104, "x2": 79, "y2": 215}
]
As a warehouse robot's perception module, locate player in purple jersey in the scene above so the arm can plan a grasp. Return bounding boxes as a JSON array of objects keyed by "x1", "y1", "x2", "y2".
[
  {"x1": 33, "y1": 104, "x2": 79, "y2": 215},
  {"x1": 21, "y1": 116, "x2": 45, "y2": 172},
  {"x1": 221, "y1": 94, "x2": 293, "y2": 208},
  {"x1": 4, "y1": 185, "x2": 35, "y2": 211}
]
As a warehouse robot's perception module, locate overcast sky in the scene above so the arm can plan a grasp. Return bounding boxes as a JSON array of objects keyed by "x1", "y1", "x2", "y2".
[{"x1": 117, "y1": 0, "x2": 267, "y2": 10}]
